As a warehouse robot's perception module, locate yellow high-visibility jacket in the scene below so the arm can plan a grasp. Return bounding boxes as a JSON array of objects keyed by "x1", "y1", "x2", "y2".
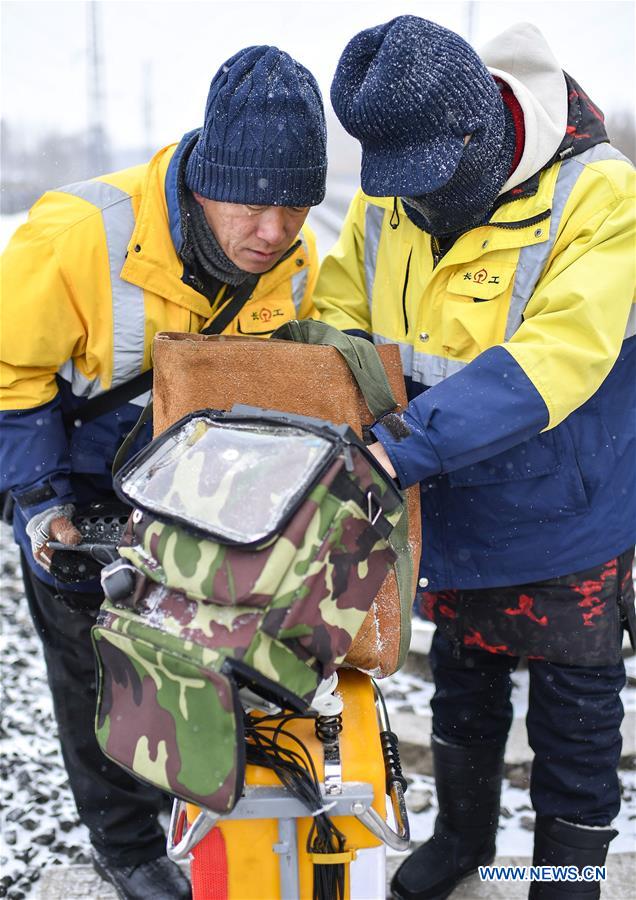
[
  {"x1": 0, "y1": 134, "x2": 318, "y2": 583},
  {"x1": 315, "y1": 142, "x2": 635, "y2": 590},
  {"x1": 1, "y1": 141, "x2": 318, "y2": 411}
]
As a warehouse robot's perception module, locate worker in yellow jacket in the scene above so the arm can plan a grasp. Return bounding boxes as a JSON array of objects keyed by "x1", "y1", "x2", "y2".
[
  {"x1": 317, "y1": 16, "x2": 635, "y2": 900},
  {"x1": 0, "y1": 45, "x2": 326, "y2": 900}
]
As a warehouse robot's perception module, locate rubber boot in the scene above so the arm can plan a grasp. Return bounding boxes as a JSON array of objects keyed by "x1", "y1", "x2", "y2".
[
  {"x1": 528, "y1": 817, "x2": 617, "y2": 899},
  {"x1": 391, "y1": 735, "x2": 505, "y2": 900}
]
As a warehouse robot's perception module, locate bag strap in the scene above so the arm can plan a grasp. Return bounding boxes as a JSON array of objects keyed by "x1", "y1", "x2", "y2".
[
  {"x1": 271, "y1": 320, "x2": 398, "y2": 419},
  {"x1": 198, "y1": 237, "x2": 300, "y2": 335},
  {"x1": 111, "y1": 398, "x2": 154, "y2": 476},
  {"x1": 200, "y1": 274, "x2": 260, "y2": 336},
  {"x1": 62, "y1": 369, "x2": 153, "y2": 428}
]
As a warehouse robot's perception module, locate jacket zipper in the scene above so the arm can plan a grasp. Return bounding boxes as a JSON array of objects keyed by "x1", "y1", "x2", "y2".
[
  {"x1": 401, "y1": 248, "x2": 413, "y2": 334},
  {"x1": 431, "y1": 236, "x2": 441, "y2": 269},
  {"x1": 427, "y1": 208, "x2": 551, "y2": 271},
  {"x1": 488, "y1": 209, "x2": 552, "y2": 231}
]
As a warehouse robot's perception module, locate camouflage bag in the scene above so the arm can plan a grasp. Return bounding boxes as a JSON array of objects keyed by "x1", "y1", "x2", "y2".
[{"x1": 92, "y1": 405, "x2": 403, "y2": 815}]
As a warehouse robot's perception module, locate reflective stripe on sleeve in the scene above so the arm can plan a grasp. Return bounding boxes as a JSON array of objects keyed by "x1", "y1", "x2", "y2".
[
  {"x1": 373, "y1": 333, "x2": 468, "y2": 386},
  {"x1": 625, "y1": 304, "x2": 636, "y2": 341},
  {"x1": 364, "y1": 205, "x2": 383, "y2": 319},
  {"x1": 504, "y1": 145, "x2": 631, "y2": 341},
  {"x1": 291, "y1": 233, "x2": 308, "y2": 314},
  {"x1": 56, "y1": 180, "x2": 146, "y2": 398}
]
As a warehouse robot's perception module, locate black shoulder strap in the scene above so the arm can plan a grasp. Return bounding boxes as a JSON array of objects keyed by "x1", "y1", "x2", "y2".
[
  {"x1": 62, "y1": 369, "x2": 153, "y2": 428},
  {"x1": 111, "y1": 397, "x2": 154, "y2": 476},
  {"x1": 200, "y1": 274, "x2": 260, "y2": 335}
]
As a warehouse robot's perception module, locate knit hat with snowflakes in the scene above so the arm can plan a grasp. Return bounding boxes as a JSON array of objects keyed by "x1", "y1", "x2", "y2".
[
  {"x1": 186, "y1": 46, "x2": 327, "y2": 207},
  {"x1": 331, "y1": 16, "x2": 517, "y2": 236}
]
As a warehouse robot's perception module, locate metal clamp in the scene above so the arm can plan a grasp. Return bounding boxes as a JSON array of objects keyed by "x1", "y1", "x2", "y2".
[
  {"x1": 354, "y1": 681, "x2": 411, "y2": 852},
  {"x1": 166, "y1": 798, "x2": 219, "y2": 862},
  {"x1": 352, "y1": 788, "x2": 410, "y2": 851}
]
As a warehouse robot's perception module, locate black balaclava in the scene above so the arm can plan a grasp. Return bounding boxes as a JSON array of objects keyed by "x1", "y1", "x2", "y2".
[{"x1": 402, "y1": 101, "x2": 517, "y2": 238}]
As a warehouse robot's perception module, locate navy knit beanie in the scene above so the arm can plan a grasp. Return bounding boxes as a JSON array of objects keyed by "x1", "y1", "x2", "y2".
[
  {"x1": 330, "y1": 16, "x2": 508, "y2": 199},
  {"x1": 186, "y1": 46, "x2": 327, "y2": 207}
]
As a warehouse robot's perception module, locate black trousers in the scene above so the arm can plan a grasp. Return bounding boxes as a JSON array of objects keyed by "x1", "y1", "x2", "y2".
[
  {"x1": 430, "y1": 630, "x2": 626, "y2": 826},
  {"x1": 21, "y1": 555, "x2": 166, "y2": 865}
]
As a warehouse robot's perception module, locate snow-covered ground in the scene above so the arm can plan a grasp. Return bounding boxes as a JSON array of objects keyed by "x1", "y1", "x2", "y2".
[
  {"x1": 1, "y1": 524, "x2": 635, "y2": 898},
  {"x1": 1, "y1": 527, "x2": 92, "y2": 899}
]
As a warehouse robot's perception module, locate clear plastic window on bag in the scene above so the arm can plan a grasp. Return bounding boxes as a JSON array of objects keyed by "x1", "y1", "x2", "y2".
[{"x1": 119, "y1": 416, "x2": 335, "y2": 544}]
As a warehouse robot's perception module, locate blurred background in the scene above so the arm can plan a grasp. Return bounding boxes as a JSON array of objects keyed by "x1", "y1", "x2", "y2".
[{"x1": 1, "y1": 0, "x2": 635, "y2": 254}]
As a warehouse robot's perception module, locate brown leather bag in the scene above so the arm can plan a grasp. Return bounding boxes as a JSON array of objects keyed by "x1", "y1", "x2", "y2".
[{"x1": 151, "y1": 329, "x2": 421, "y2": 676}]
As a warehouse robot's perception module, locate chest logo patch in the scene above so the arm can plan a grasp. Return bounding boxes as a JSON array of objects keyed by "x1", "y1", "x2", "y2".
[
  {"x1": 250, "y1": 307, "x2": 285, "y2": 323},
  {"x1": 448, "y1": 262, "x2": 516, "y2": 301},
  {"x1": 464, "y1": 268, "x2": 501, "y2": 285}
]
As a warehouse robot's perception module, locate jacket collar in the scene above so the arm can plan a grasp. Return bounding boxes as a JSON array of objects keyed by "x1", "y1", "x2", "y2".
[
  {"x1": 552, "y1": 72, "x2": 609, "y2": 160},
  {"x1": 165, "y1": 128, "x2": 201, "y2": 254},
  {"x1": 121, "y1": 140, "x2": 215, "y2": 318}
]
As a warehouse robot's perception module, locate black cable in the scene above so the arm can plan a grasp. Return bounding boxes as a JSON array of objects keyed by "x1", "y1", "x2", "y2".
[{"x1": 244, "y1": 711, "x2": 348, "y2": 900}]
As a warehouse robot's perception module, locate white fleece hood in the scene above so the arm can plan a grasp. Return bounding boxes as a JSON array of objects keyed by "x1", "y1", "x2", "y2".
[{"x1": 480, "y1": 23, "x2": 568, "y2": 194}]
